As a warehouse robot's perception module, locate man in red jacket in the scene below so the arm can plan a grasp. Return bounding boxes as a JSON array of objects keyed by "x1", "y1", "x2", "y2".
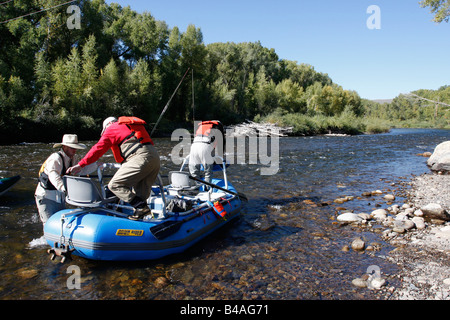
[{"x1": 67, "y1": 116, "x2": 160, "y2": 220}]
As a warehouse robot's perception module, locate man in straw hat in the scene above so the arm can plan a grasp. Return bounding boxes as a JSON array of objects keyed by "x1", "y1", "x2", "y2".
[
  {"x1": 67, "y1": 116, "x2": 160, "y2": 220},
  {"x1": 35, "y1": 134, "x2": 98, "y2": 225}
]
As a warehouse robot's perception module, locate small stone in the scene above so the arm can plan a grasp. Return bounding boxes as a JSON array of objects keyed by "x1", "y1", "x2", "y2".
[
  {"x1": 337, "y1": 212, "x2": 362, "y2": 223},
  {"x1": 357, "y1": 213, "x2": 372, "y2": 220},
  {"x1": 393, "y1": 227, "x2": 406, "y2": 234},
  {"x1": 351, "y1": 238, "x2": 365, "y2": 251},
  {"x1": 371, "y1": 209, "x2": 388, "y2": 220},
  {"x1": 17, "y1": 268, "x2": 38, "y2": 280},
  {"x1": 403, "y1": 220, "x2": 415, "y2": 230},
  {"x1": 368, "y1": 277, "x2": 386, "y2": 290},
  {"x1": 390, "y1": 205, "x2": 400, "y2": 214},
  {"x1": 412, "y1": 217, "x2": 426, "y2": 229},
  {"x1": 352, "y1": 278, "x2": 367, "y2": 288},
  {"x1": 414, "y1": 209, "x2": 424, "y2": 217},
  {"x1": 384, "y1": 194, "x2": 395, "y2": 201},
  {"x1": 154, "y1": 276, "x2": 170, "y2": 288},
  {"x1": 394, "y1": 220, "x2": 415, "y2": 230},
  {"x1": 443, "y1": 278, "x2": 450, "y2": 286}
]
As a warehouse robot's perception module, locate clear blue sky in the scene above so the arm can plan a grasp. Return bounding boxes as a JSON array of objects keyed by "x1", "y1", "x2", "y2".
[{"x1": 106, "y1": 0, "x2": 450, "y2": 100}]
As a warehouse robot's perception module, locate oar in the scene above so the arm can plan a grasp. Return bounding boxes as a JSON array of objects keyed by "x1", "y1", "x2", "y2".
[
  {"x1": 150, "y1": 203, "x2": 208, "y2": 240},
  {"x1": 188, "y1": 175, "x2": 248, "y2": 202}
]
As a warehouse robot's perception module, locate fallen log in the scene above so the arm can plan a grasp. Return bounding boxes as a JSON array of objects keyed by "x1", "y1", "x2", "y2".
[{"x1": 226, "y1": 120, "x2": 293, "y2": 137}]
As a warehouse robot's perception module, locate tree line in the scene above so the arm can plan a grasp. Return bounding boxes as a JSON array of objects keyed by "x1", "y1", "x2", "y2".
[
  {"x1": 365, "y1": 86, "x2": 450, "y2": 128},
  {"x1": 0, "y1": 1, "x2": 448, "y2": 144},
  {"x1": 0, "y1": 0, "x2": 364, "y2": 143}
]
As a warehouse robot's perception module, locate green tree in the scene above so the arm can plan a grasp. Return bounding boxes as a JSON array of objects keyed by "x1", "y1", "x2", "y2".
[
  {"x1": 420, "y1": 0, "x2": 450, "y2": 22},
  {"x1": 97, "y1": 58, "x2": 124, "y2": 116}
]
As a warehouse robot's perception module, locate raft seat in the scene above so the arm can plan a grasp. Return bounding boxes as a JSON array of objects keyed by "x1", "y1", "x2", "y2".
[
  {"x1": 64, "y1": 176, "x2": 118, "y2": 208},
  {"x1": 168, "y1": 171, "x2": 199, "y2": 191}
]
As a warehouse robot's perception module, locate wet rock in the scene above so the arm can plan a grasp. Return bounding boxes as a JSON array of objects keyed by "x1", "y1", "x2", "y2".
[
  {"x1": 417, "y1": 151, "x2": 432, "y2": 157},
  {"x1": 252, "y1": 214, "x2": 276, "y2": 231},
  {"x1": 384, "y1": 194, "x2": 395, "y2": 201},
  {"x1": 357, "y1": 213, "x2": 372, "y2": 221},
  {"x1": 17, "y1": 268, "x2": 38, "y2": 280},
  {"x1": 394, "y1": 220, "x2": 415, "y2": 231},
  {"x1": 352, "y1": 278, "x2": 367, "y2": 288},
  {"x1": 154, "y1": 276, "x2": 170, "y2": 288},
  {"x1": 389, "y1": 205, "x2": 400, "y2": 214},
  {"x1": 337, "y1": 212, "x2": 362, "y2": 223},
  {"x1": 371, "y1": 209, "x2": 388, "y2": 220},
  {"x1": 334, "y1": 196, "x2": 353, "y2": 204},
  {"x1": 421, "y1": 203, "x2": 450, "y2": 221},
  {"x1": 239, "y1": 254, "x2": 254, "y2": 262},
  {"x1": 392, "y1": 226, "x2": 406, "y2": 234},
  {"x1": 351, "y1": 238, "x2": 365, "y2": 251},
  {"x1": 368, "y1": 277, "x2": 386, "y2": 290}
]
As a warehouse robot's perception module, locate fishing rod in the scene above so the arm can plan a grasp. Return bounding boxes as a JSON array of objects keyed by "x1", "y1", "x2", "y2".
[{"x1": 150, "y1": 68, "x2": 190, "y2": 137}]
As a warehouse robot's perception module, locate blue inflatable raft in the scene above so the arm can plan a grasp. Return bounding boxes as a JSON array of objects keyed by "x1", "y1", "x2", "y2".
[
  {"x1": 0, "y1": 175, "x2": 21, "y2": 196},
  {"x1": 44, "y1": 161, "x2": 243, "y2": 262}
]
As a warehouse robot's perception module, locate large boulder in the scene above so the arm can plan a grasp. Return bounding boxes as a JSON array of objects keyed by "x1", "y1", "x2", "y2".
[
  {"x1": 427, "y1": 141, "x2": 450, "y2": 173},
  {"x1": 421, "y1": 203, "x2": 450, "y2": 222}
]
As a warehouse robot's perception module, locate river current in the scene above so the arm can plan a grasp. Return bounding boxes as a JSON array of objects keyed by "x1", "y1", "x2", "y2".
[{"x1": 0, "y1": 128, "x2": 448, "y2": 300}]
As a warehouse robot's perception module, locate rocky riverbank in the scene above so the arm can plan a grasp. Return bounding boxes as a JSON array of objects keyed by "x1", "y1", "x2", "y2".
[
  {"x1": 334, "y1": 140, "x2": 450, "y2": 299},
  {"x1": 386, "y1": 173, "x2": 450, "y2": 300},
  {"x1": 335, "y1": 173, "x2": 450, "y2": 299}
]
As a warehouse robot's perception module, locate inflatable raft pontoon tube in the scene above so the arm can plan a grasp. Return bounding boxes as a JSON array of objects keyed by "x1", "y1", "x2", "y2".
[{"x1": 44, "y1": 161, "x2": 242, "y2": 262}]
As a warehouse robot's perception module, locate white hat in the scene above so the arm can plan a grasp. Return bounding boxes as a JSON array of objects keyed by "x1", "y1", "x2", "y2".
[
  {"x1": 53, "y1": 134, "x2": 87, "y2": 150},
  {"x1": 101, "y1": 117, "x2": 117, "y2": 135}
]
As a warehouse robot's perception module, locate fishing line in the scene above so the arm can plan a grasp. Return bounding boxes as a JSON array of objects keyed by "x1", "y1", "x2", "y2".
[
  {"x1": 0, "y1": 0, "x2": 76, "y2": 24},
  {"x1": 0, "y1": 0, "x2": 14, "y2": 6},
  {"x1": 150, "y1": 67, "x2": 190, "y2": 137}
]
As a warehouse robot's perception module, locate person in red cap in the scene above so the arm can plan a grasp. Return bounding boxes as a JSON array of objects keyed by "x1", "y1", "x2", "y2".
[{"x1": 67, "y1": 116, "x2": 160, "y2": 220}]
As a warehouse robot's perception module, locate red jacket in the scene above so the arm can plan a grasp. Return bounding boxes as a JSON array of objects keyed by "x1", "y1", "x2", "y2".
[{"x1": 78, "y1": 120, "x2": 152, "y2": 167}]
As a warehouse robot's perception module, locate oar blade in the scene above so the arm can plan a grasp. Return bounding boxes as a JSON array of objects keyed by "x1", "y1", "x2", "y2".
[
  {"x1": 150, "y1": 220, "x2": 182, "y2": 240},
  {"x1": 237, "y1": 192, "x2": 248, "y2": 202}
]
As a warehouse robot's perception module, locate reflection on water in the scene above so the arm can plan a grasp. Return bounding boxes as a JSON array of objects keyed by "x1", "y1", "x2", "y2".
[{"x1": 0, "y1": 128, "x2": 448, "y2": 299}]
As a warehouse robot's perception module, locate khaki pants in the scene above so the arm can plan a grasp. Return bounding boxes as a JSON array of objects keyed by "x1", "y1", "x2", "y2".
[
  {"x1": 35, "y1": 193, "x2": 65, "y2": 224},
  {"x1": 108, "y1": 144, "x2": 160, "y2": 203}
]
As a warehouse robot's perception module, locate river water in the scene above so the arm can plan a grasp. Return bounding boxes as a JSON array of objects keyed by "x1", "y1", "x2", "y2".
[{"x1": 0, "y1": 128, "x2": 448, "y2": 300}]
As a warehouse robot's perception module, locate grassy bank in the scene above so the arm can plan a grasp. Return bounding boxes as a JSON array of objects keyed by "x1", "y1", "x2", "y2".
[
  {"x1": 255, "y1": 108, "x2": 392, "y2": 135},
  {"x1": 255, "y1": 107, "x2": 450, "y2": 136}
]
